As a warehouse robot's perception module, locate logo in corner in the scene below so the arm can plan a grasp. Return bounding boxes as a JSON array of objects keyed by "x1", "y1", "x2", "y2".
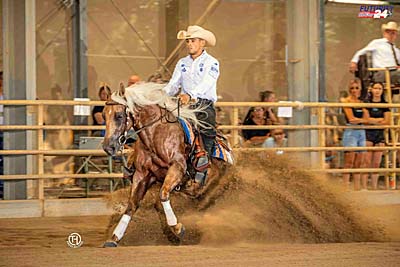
[
  {"x1": 67, "y1": 232, "x2": 83, "y2": 248},
  {"x1": 358, "y1": 5, "x2": 393, "y2": 19}
]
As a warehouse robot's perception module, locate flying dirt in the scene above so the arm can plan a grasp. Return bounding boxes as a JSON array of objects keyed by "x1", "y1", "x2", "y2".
[{"x1": 105, "y1": 151, "x2": 389, "y2": 246}]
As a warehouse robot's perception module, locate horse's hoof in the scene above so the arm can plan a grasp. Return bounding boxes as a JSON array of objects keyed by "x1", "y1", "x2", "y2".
[
  {"x1": 103, "y1": 241, "x2": 118, "y2": 248},
  {"x1": 172, "y1": 223, "x2": 185, "y2": 240},
  {"x1": 178, "y1": 225, "x2": 186, "y2": 240}
]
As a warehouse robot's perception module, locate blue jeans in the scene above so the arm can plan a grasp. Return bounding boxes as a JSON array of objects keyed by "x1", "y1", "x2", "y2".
[{"x1": 343, "y1": 128, "x2": 366, "y2": 152}]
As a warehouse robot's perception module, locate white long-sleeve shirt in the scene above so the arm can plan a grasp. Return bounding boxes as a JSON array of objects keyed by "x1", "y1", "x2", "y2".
[
  {"x1": 351, "y1": 37, "x2": 400, "y2": 68},
  {"x1": 164, "y1": 50, "x2": 220, "y2": 102}
]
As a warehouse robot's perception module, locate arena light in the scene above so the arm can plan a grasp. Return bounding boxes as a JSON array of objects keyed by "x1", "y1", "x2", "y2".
[{"x1": 327, "y1": 0, "x2": 390, "y2": 5}]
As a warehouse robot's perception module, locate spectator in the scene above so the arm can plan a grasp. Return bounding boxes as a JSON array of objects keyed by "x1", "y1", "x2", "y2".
[
  {"x1": 92, "y1": 83, "x2": 111, "y2": 137},
  {"x1": 362, "y1": 82, "x2": 390, "y2": 190},
  {"x1": 127, "y1": 75, "x2": 141, "y2": 86},
  {"x1": 262, "y1": 128, "x2": 287, "y2": 155},
  {"x1": 242, "y1": 106, "x2": 270, "y2": 146},
  {"x1": 259, "y1": 90, "x2": 281, "y2": 125},
  {"x1": 349, "y1": 21, "x2": 400, "y2": 85},
  {"x1": 325, "y1": 109, "x2": 340, "y2": 169},
  {"x1": 341, "y1": 78, "x2": 369, "y2": 190}
]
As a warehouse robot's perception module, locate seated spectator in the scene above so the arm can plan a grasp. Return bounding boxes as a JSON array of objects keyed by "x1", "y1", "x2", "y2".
[
  {"x1": 341, "y1": 78, "x2": 369, "y2": 190},
  {"x1": 262, "y1": 128, "x2": 287, "y2": 155},
  {"x1": 92, "y1": 84, "x2": 111, "y2": 137},
  {"x1": 128, "y1": 75, "x2": 141, "y2": 86},
  {"x1": 361, "y1": 82, "x2": 390, "y2": 190},
  {"x1": 242, "y1": 106, "x2": 270, "y2": 146},
  {"x1": 259, "y1": 90, "x2": 281, "y2": 124}
]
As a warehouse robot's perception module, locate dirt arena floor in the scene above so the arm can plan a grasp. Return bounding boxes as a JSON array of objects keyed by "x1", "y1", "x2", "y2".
[{"x1": 1, "y1": 151, "x2": 400, "y2": 266}]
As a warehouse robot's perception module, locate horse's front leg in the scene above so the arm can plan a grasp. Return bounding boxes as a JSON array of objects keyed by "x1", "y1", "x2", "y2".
[
  {"x1": 103, "y1": 171, "x2": 152, "y2": 247},
  {"x1": 160, "y1": 159, "x2": 186, "y2": 240}
]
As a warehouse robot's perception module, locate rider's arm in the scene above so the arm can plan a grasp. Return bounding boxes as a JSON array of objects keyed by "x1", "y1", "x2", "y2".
[
  {"x1": 163, "y1": 60, "x2": 183, "y2": 96},
  {"x1": 350, "y1": 39, "x2": 379, "y2": 64}
]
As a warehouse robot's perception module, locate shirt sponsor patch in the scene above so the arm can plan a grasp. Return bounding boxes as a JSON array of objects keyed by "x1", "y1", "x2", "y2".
[{"x1": 209, "y1": 66, "x2": 219, "y2": 79}]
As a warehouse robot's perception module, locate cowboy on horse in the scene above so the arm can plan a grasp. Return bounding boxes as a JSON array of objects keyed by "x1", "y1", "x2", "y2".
[
  {"x1": 164, "y1": 25, "x2": 219, "y2": 187},
  {"x1": 101, "y1": 26, "x2": 232, "y2": 247}
]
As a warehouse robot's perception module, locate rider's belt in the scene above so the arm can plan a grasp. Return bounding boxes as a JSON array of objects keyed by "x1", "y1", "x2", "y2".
[{"x1": 196, "y1": 98, "x2": 213, "y2": 106}]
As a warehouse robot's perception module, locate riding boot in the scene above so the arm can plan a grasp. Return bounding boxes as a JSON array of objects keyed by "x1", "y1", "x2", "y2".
[
  {"x1": 194, "y1": 136, "x2": 215, "y2": 185},
  {"x1": 202, "y1": 135, "x2": 215, "y2": 158}
]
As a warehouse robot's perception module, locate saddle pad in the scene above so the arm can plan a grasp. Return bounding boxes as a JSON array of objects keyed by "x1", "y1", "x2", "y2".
[
  {"x1": 178, "y1": 118, "x2": 195, "y2": 145},
  {"x1": 212, "y1": 138, "x2": 234, "y2": 165}
]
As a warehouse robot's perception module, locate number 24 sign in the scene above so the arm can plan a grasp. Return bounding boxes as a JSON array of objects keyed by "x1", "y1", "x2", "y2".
[{"x1": 374, "y1": 9, "x2": 392, "y2": 19}]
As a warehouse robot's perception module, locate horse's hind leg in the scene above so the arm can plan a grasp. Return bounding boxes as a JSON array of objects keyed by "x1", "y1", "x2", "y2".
[
  {"x1": 103, "y1": 174, "x2": 151, "y2": 247},
  {"x1": 159, "y1": 161, "x2": 186, "y2": 240}
]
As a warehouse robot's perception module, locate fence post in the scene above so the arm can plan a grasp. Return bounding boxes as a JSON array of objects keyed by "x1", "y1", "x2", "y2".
[
  {"x1": 384, "y1": 69, "x2": 397, "y2": 189},
  {"x1": 231, "y1": 107, "x2": 239, "y2": 147},
  {"x1": 318, "y1": 107, "x2": 326, "y2": 169},
  {"x1": 37, "y1": 104, "x2": 45, "y2": 214}
]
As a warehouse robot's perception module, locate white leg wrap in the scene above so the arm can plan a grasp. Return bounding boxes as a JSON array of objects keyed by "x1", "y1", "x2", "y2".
[
  {"x1": 112, "y1": 214, "x2": 131, "y2": 241},
  {"x1": 161, "y1": 200, "x2": 177, "y2": 226}
]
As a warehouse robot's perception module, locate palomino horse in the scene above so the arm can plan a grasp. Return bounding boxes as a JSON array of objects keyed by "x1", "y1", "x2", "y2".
[{"x1": 102, "y1": 82, "x2": 233, "y2": 247}]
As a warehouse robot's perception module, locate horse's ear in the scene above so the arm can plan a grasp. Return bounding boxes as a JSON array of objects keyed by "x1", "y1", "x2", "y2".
[{"x1": 118, "y1": 82, "x2": 126, "y2": 97}]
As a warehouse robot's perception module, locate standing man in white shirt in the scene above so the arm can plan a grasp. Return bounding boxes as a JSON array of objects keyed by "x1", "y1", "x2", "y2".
[
  {"x1": 349, "y1": 21, "x2": 400, "y2": 85},
  {"x1": 164, "y1": 25, "x2": 219, "y2": 159}
]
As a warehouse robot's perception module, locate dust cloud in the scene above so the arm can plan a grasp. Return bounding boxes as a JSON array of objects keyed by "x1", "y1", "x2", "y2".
[{"x1": 106, "y1": 151, "x2": 395, "y2": 246}]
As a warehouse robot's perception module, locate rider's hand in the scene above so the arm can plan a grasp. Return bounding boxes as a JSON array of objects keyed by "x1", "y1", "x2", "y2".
[
  {"x1": 178, "y1": 93, "x2": 191, "y2": 105},
  {"x1": 349, "y1": 62, "x2": 358, "y2": 73}
]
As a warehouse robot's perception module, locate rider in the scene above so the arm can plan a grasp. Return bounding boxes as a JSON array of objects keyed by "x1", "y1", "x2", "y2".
[{"x1": 163, "y1": 25, "x2": 219, "y2": 185}]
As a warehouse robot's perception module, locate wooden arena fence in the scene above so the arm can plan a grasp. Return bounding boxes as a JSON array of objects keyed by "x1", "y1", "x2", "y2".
[{"x1": 1, "y1": 99, "x2": 400, "y2": 203}]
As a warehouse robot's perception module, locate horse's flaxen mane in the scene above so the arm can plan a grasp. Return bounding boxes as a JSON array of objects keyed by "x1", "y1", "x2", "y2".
[{"x1": 111, "y1": 82, "x2": 208, "y2": 129}]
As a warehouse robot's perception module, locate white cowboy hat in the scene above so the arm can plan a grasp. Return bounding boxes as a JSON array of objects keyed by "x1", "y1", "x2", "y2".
[
  {"x1": 177, "y1": 25, "x2": 216, "y2": 47},
  {"x1": 382, "y1": 21, "x2": 399, "y2": 32}
]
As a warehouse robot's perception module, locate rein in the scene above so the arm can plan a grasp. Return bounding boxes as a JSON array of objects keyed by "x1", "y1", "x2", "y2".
[
  {"x1": 105, "y1": 100, "x2": 181, "y2": 147},
  {"x1": 131, "y1": 105, "x2": 179, "y2": 135}
]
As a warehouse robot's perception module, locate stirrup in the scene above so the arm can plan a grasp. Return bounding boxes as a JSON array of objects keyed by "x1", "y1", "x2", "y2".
[
  {"x1": 194, "y1": 170, "x2": 207, "y2": 185},
  {"x1": 196, "y1": 154, "x2": 209, "y2": 169}
]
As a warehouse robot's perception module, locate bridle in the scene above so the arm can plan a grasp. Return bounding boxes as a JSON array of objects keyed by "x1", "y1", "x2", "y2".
[
  {"x1": 104, "y1": 99, "x2": 184, "y2": 173},
  {"x1": 105, "y1": 100, "x2": 181, "y2": 149},
  {"x1": 105, "y1": 101, "x2": 132, "y2": 148}
]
